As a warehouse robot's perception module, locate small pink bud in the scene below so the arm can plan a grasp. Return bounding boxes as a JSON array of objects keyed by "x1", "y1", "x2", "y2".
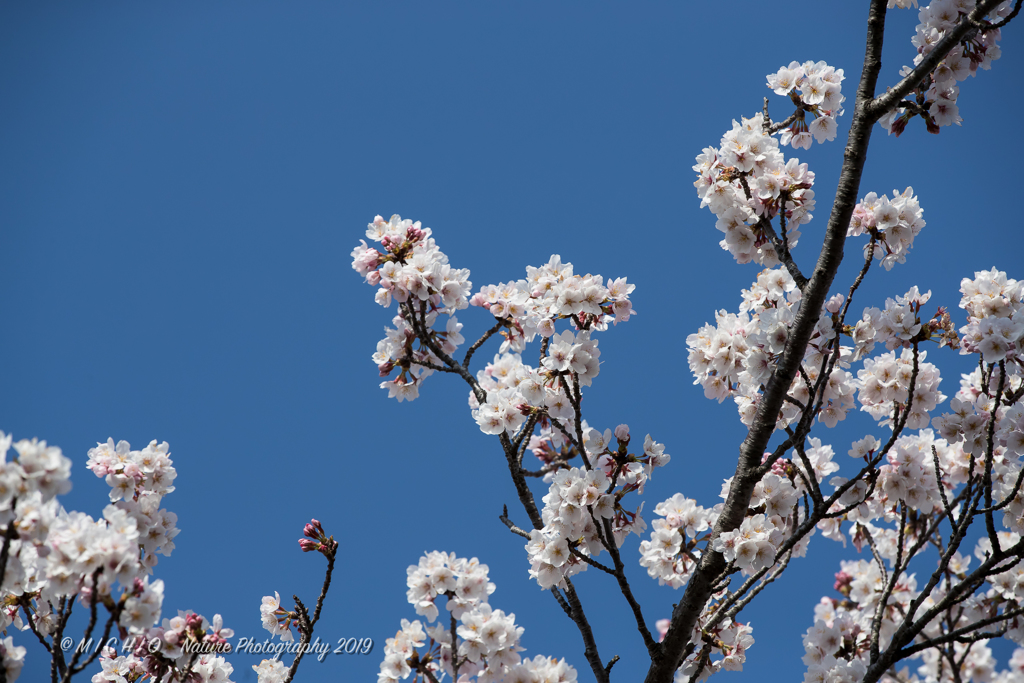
[
  {"x1": 614, "y1": 424, "x2": 630, "y2": 443},
  {"x1": 299, "y1": 539, "x2": 319, "y2": 552}
]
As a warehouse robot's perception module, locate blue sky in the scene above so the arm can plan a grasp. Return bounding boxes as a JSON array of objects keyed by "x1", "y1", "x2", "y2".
[{"x1": 1, "y1": 3, "x2": 1022, "y2": 682}]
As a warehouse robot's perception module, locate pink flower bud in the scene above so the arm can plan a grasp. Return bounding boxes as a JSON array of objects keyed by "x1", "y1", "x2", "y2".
[
  {"x1": 614, "y1": 424, "x2": 630, "y2": 443},
  {"x1": 299, "y1": 539, "x2": 319, "y2": 552}
]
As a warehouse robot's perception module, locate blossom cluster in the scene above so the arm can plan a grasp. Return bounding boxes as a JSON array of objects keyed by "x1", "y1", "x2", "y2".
[
  {"x1": 405, "y1": 551, "x2": 496, "y2": 623},
  {"x1": 379, "y1": 551, "x2": 576, "y2": 683},
  {"x1": 686, "y1": 267, "x2": 854, "y2": 429},
  {"x1": 86, "y1": 438, "x2": 180, "y2": 569},
  {"x1": 802, "y1": 529, "x2": 1024, "y2": 683},
  {"x1": 0, "y1": 433, "x2": 238, "y2": 683},
  {"x1": 957, "y1": 268, "x2": 1024, "y2": 364},
  {"x1": 881, "y1": 0, "x2": 1010, "y2": 135},
  {"x1": 849, "y1": 286, "x2": 960, "y2": 360},
  {"x1": 353, "y1": 215, "x2": 472, "y2": 312},
  {"x1": 471, "y1": 254, "x2": 635, "y2": 350},
  {"x1": 82, "y1": 610, "x2": 235, "y2": 682},
  {"x1": 818, "y1": 430, "x2": 967, "y2": 546},
  {"x1": 1, "y1": 436, "x2": 155, "y2": 638},
  {"x1": 714, "y1": 514, "x2": 785, "y2": 577},
  {"x1": 526, "y1": 427, "x2": 668, "y2": 589},
  {"x1": 92, "y1": 609, "x2": 235, "y2": 683},
  {"x1": 656, "y1": 613, "x2": 756, "y2": 681},
  {"x1": 353, "y1": 219, "x2": 636, "y2": 424},
  {"x1": 805, "y1": 397, "x2": 1024, "y2": 680},
  {"x1": 694, "y1": 113, "x2": 816, "y2": 266},
  {"x1": 464, "y1": 256, "x2": 636, "y2": 437},
  {"x1": 0, "y1": 637, "x2": 26, "y2": 682},
  {"x1": 352, "y1": 215, "x2": 472, "y2": 401},
  {"x1": 856, "y1": 347, "x2": 945, "y2": 429},
  {"x1": 467, "y1": 329, "x2": 618, "y2": 439},
  {"x1": 846, "y1": 188, "x2": 926, "y2": 270},
  {"x1": 0, "y1": 433, "x2": 72, "y2": 521},
  {"x1": 639, "y1": 494, "x2": 716, "y2": 588},
  {"x1": 259, "y1": 591, "x2": 295, "y2": 642},
  {"x1": 933, "y1": 367, "x2": 1024, "y2": 530},
  {"x1": 526, "y1": 466, "x2": 615, "y2": 589},
  {"x1": 766, "y1": 60, "x2": 846, "y2": 149},
  {"x1": 252, "y1": 659, "x2": 289, "y2": 683},
  {"x1": 876, "y1": 431, "x2": 947, "y2": 512}
]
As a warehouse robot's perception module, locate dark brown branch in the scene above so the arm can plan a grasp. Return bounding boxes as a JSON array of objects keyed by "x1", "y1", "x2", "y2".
[
  {"x1": 64, "y1": 569, "x2": 103, "y2": 677},
  {"x1": 870, "y1": 504, "x2": 907, "y2": 663},
  {"x1": 768, "y1": 111, "x2": 802, "y2": 135},
  {"x1": 737, "y1": 176, "x2": 808, "y2": 289},
  {"x1": 19, "y1": 599, "x2": 53, "y2": 652},
  {"x1": 283, "y1": 597, "x2": 311, "y2": 683},
  {"x1": 563, "y1": 579, "x2": 609, "y2": 683},
  {"x1": 646, "y1": 5, "x2": 890, "y2": 679},
  {"x1": 499, "y1": 506, "x2": 532, "y2": 539},
  {"x1": 50, "y1": 596, "x2": 72, "y2": 682},
  {"x1": 898, "y1": 604, "x2": 1024, "y2": 658},
  {"x1": 405, "y1": 301, "x2": 486, "y2": 403},
  {"x1": 550, "y1": 587, "x2": 574, "y2": 620},
  {"x1": 869, "y1": 0, "x2": 1007, "y2": 118},
  {"x1": 67, "y1": 600, "x2": 123, "y2": 677},
  {"x1": 599, "y1": 518, "x2": 660, "y2": 658},
  {"x1": 310, "y1": 549, "x2": 336, "y2": 628},
  {"x1": 860, "y1": 523, "x2": 890, "y2": 585},
  {"x1": 970, "y1": 0, "x2": 1022, "y2": 30},
  {"x1": 409, "y1": 358, "x2": 458, "y2": 374},
  {"x1": 982, "y1": 362, "x2": 1006, "y2": 549},
  {"x1": 0, "y1": 502, "x2": 18, "y2": 601},
  {"x1": 568, "y1": 545, "x2": 616, "y2": 576},
  {"x1": 463, "y1": 320, "x2": 505, "y2": 368}
]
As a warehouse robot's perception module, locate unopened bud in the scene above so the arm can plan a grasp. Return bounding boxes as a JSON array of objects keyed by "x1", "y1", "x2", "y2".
[{"x1": 614, "y1": 424, "x2": 630, "y2": 443}]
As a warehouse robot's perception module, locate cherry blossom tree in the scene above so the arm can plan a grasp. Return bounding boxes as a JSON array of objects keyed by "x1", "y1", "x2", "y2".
[
  {"x1": 3, "y1": 3, "x2": 1023, "y2": 683},
  {"x1": 350, "y1": 2, "x2": 1024, "y2": 683},
  {"x1": 0, "y1": 434, "x2": 339, "y2": 683}
]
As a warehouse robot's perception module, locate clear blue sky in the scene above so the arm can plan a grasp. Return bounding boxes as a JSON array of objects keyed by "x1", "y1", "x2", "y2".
[{"x1": 1, "y1": 3, "x2": 1022, "y2": 682}]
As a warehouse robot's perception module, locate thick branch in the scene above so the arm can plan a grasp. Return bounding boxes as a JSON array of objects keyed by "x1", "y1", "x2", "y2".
[
  {"x1": 869, "y1": 0, "x2": 1007, "y2": 118},
  {"x1": 645, "y1": 5, "x2": 890, "y2": 681}
]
